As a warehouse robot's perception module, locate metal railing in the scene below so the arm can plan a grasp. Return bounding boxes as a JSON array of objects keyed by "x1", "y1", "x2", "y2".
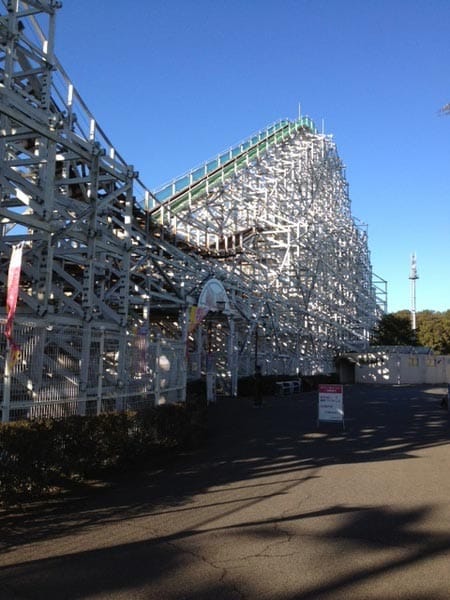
[
  {"x1": 0, "y1": 321, "x2": 186, "y2": 422},
  {"x1": 149, "y1": 116, "x2": 317, "y2": 220}
]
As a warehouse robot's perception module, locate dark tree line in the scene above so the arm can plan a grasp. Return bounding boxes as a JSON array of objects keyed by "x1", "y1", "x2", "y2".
[{"x1": 371, "y1": 310, "x2": 450, "y2": 354}]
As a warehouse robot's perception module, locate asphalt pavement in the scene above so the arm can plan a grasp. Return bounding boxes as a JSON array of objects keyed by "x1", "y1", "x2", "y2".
[{"x1": 1, "y1": 384, "x2": 450, "y2": 599}]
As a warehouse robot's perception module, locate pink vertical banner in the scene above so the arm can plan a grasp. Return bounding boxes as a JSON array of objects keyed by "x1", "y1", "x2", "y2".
[{"x1": 5, "y1": 243, "x2": 23, "y2": 341}]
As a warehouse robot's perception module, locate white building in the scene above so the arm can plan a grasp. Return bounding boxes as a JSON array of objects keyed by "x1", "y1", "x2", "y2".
[{"x1": 339, "y1": 346, "x2": 450, "y2": 385}]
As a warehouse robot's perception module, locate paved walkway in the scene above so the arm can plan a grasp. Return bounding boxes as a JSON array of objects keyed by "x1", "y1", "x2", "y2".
[{"x1": 1, "y1": 384, "x2": 450, "y2": 599}]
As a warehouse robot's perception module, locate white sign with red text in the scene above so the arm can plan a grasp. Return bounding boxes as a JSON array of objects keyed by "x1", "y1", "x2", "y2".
[{"x1": 318, "y1": 384, "x2": 344, "y2": 426}]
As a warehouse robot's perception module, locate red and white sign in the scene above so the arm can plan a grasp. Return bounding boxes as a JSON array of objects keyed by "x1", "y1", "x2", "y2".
[
  {"x1": 5, "y1": 243, "x2": 23, "y2": 341},
  {"x1": 318, "y1": 384, "x2": 344, "y2": 424}
]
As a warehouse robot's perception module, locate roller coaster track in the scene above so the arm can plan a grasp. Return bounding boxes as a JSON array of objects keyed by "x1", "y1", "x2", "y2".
[
  {"x1": 0, "y1": 1, "x2": 387, "y2": 421},
  {"x1": 150, "y1": 117, "x2": 316, "y2": 217}
]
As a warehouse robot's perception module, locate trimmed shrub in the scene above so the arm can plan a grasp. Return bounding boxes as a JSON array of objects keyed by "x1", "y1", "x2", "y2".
[
  {"x1": 238, "y1": 374, "x2": 302, "y2": 397},
  {"x1": 0, "y1": 419, "x2": 56, "y2": 502},
  {"x1": 0, "y1": 399, "x2": 207, "y2": 506}
]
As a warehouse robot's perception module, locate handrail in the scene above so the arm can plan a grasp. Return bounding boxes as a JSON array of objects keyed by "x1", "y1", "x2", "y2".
[
  {"x1": 150, "y1": 116, "x2": 316, "y2": 218},
  {"x1": 18, "y1": 9, "x2": 156, "y2": 210}
]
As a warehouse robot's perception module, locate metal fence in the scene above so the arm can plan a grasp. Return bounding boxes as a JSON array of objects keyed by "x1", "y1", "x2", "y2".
[{"x1": 0, "y1": 321, "x2": 186, "y2": 422}]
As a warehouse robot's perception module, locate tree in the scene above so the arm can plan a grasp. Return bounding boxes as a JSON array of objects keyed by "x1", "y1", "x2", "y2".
[
  {"x1": 371, "y1": 312, "x2": 417, "y2": 346},
  {"x1": 416, "y1": 310, "x2": 450, "y2": 354},
  {"x1": 372, "y1": 310, "x2": 450, "y2": 354}
]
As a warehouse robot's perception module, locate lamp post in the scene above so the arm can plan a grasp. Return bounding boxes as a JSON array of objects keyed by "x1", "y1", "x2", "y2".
[
  {"x1": 254, "y1": 323, "x2": 259, "y2": 372},
  {"x1": 206, "y1": 315, "x2": 216, "y2": 403}
]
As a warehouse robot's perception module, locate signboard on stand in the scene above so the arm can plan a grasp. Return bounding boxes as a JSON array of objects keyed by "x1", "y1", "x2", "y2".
[{"x1": 317, "y1": 384, "x2": 345, "y2": 429}]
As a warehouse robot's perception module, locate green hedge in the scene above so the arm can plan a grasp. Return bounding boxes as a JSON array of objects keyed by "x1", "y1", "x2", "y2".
[{"x1": 0, "y1": 396, "x2": 207, "y2": 506}]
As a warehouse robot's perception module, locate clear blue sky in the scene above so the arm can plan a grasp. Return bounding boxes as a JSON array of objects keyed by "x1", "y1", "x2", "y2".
[{"x1": 55, "y1": 0, "x2": 450, "y2": 313}]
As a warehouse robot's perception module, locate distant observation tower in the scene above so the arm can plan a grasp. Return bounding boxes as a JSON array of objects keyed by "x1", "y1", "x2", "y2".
[{"x1": 409, "y1": 254, "x2": 419, "y2": 330}]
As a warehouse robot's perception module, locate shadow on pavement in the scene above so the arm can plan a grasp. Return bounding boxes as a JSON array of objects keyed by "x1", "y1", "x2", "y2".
[{"x1": 0, "y1": 384, "x2": 449, "y2": 599}]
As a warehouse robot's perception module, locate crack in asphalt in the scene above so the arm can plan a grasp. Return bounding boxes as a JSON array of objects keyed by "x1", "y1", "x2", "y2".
[{"x1": 164, "y1": 539, "x2": 246, "y2": 599}]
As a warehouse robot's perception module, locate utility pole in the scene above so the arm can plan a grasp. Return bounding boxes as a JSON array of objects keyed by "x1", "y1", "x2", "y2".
[{"x1": 409, "y1": 253, "x2": 419, "y2": 330}]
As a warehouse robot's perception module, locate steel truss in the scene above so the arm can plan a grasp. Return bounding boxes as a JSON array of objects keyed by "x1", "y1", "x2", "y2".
[{"x1": 0, "y1": 1, "x2": 386, "y2": 420}]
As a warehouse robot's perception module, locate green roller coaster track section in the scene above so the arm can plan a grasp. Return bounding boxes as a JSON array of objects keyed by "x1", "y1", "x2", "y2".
[{"x1": 150, "y1": 116, "x2": 317, "y2": 223}]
